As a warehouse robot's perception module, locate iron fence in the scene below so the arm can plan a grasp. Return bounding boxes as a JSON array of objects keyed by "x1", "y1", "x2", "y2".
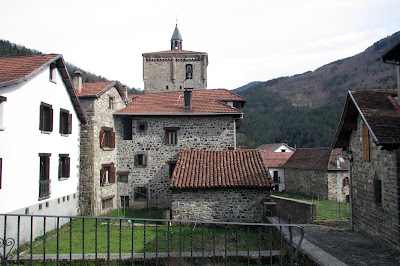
[{"x1": 0, "y1": 213, "x2": 304, "y2": 265}]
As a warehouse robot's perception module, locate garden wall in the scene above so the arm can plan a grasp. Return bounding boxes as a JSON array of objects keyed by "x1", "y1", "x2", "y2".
[{"x1": 271, "y1": 195, "x2": 316, "y2": 223}]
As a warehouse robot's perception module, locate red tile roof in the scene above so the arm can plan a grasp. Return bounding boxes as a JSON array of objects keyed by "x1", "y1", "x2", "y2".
[
  {"x1": 261, "y1": 152, "x2": 293, "y2": 168},
  {"x1": 170, "y1": 149, "x2": 274, "y2": 189},
  {"x1": 143, "y1": 50, "x2": 207, "y2": 56},
  {"x1": 0, "y1": 54, "x2": 60, "y2": 84},
  {"x1": 332, "y1": 90, "x2": 400, "y2": 148},
  {"x1": 77, "y1": 81, "x2": 114, "y2": 96},
  {"x1": 116, "y1": 89, "x2": 245, "y2": 115},
  {"x1": 328, "y1": 148, "x2": 349, "y2": 170},
  {"x1": 283, "y1": 148, "x2": 332, "y2": 170}
]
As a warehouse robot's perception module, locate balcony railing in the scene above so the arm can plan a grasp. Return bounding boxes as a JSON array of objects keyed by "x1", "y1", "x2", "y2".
[
  {"x1": 39, "y1": 179, "x2": 51, "y2": 199},
  {"x1": 0, "y1": 213, "x2": 304, "y2": 265}
]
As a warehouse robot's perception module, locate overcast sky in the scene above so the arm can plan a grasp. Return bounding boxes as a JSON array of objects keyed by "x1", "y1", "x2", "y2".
[{"x1": 1, "y1": 0, "x2": 399, "y2": 90}]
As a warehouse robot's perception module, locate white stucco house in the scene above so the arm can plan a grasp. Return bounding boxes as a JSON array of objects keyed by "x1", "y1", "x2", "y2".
[
  {"x1": 0, "y1": 54, "x2": 86, "y2": 243},
  {"x1": 261, "y1": 152, "x2": 293, "y2": 191},
  {"x1": 257, "y1": 143, "x2": 295, "y2": 153}
]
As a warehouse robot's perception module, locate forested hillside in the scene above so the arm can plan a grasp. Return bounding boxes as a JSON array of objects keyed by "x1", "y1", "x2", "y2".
[
  {"x1": 236, "y1": 31, "x2": 400, "y2": 148},
  {"x1": 0, "y1": 39, "x2": 139, "y2": 94}
]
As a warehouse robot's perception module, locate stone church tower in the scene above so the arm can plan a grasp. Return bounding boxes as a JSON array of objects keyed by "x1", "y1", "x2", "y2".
[{"x1": 142, "y1": 25, "x2": 208, "y2": 93}]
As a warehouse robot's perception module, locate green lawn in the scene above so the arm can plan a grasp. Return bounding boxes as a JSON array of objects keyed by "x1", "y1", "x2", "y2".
[
  {"x1": 20, "y1": 209, "x2": 274, "y2": 255},
  {"x1": 272, "y1": 192, "x2": 350, "y2": 220}
]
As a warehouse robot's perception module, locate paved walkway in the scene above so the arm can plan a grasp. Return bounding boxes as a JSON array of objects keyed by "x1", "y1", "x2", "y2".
[{"x1": 302, "y1": 225, "x2": 400, "y2": 266}]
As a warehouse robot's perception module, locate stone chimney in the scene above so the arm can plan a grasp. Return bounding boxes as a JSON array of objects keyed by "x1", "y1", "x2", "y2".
[
  {"x1": 122, "y1": 85, "x2": 128, "y2": 98},
  {"x1": 73, "y1": 71, "x2": 82, "y2": 93},
  {"x1": 184, "y1": 89, "x2": 192, "y2": 110}
]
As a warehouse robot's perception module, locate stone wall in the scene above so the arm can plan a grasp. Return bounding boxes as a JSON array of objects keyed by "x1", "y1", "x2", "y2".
[
  {"x1": 115, "y1": 115, "x2": 236, "y2": 209},
  {"x1": 79, "y1": 87, "x2": 126, "y2": 216},
  {"x1": 349, "y1": 116, "x2": 400, "y2": 250},
  {"x1": 171, "y1": 188, "x2": 269, "y2": 222},
  {"x1": 143, "y1": 54, "x2": 207, "y2": 93},
  {"x1": 271, "y1": 195, "x2": 316, "y2": 223},
  {"x1": 327, "y1": 171, "x2": 349, "y2": 202},
  {"x1": 284, "y1": 168, "x2": 328, "y2": 200}
]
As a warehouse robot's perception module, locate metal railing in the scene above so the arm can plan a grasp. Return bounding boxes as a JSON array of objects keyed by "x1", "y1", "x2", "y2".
[{"x1": 0, "y1": 213, "x2": 304, "y2": 265}]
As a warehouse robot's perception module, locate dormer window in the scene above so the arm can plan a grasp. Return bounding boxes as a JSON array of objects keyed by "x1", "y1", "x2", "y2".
[
  {"x1": 186, "y1": 64, "x2": 193, "y2": 79},
  {"x1": 49, "y1": 63, "x2": 57, "y2": 83}
]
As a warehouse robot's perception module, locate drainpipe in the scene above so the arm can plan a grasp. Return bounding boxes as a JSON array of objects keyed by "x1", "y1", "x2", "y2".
[{"x1": 348, "y1": 151, "x2": 354, "y2": 231}]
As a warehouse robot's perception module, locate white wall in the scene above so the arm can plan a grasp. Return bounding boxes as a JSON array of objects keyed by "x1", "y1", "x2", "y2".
[
  {"x1": 269, "y1": 167, "x2": 285, "y2": 191},
  {"x1": 0, "y1": 65, "x2": 80, "y2": 215}
]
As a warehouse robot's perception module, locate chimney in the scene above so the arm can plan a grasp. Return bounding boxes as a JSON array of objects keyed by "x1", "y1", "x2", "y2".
[
  {"x1": 122, "y1": 85, "x2": 128, "y2": 98},
  {"x1": 73, "y1": 71, "x2": 82, "y2": 93},
  {"x1": 184, "y1": 89, "x2": 192, "y2": 110}
]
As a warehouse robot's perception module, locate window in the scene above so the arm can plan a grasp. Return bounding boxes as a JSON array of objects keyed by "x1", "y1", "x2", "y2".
[
  {"x1": 273, "y1": 171, "x2": 279, "y2": 183},
  {"x1": 59, "y1": 109, "x2": 72, "y2": 135},
  {"x1": 168, "y1": 161, "x2": 177, "y2": 178},
  {"x1": 186, "y1": 64, "x2": 193, "y2": 79},
  {"x1": 0, "y1": 158, "x2": 2, "y2": 189},
  {"x1": 120, "y1": 196, "x2": 129, "y2": 207},
  {"x1": 137, "y1": 122, "x2": 148, "y2": 134},
  {"x1": 0, "y1": 96, "x2": 6, "y2": 131},
  {"x1": 100, "y1": 164, "x2": 116, "y2": 186},
  {"x1": 343, "y1": 177, "x2": 349, "y2": 187},
  {"x1": 49, "y1": 63, "x2": 57, "y2": 83},
  {"x1": 164, "y1": 127, "x2": 179, "y2": 145},
  {"x1": 281, "y1": 149, "x2": 286, "y2": 152},
  {"x1": 102, "y1": 196, "x2": 114, "y2": 209},
  {"x1": 109, "y1": 97, "x2": 114, "y2": 110},
  {"x1": 362, "y1": 122, "x2": 370, "y2": 161},
  {"x1": 39, "y1": 102, "x2": 53, "y2": 132},
  {"x1": 58, "y1": 154, "x2": 70, "y2": 179},
  {"x1": 123, "y1": 117, "x2": 132, "y2": 140},
  {"x1": 135, "y1": 154, "x2": 147, "y2": 167},
  {"x1": 374, "y1": 178, "x2": 382, "y2": 205},
  {"x1": 118, "y1": 171, "x2": 129, "y2": 183},
  {"x1": 100, "y1": 127, "x2": 115, "y2": 149},
  {"x1": 39, "y1": 153, "x2": 51, "y2": 199},
  {"x1": 134, "y1": 186, "x2": 148, "y2": 200}
]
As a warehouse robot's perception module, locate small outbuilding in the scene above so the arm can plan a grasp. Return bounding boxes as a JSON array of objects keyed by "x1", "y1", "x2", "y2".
[{"x1": 170, "y1": 149, "x2": 274, "y2": 222}]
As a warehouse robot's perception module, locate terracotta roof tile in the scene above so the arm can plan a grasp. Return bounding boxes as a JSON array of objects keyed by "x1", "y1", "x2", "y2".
[
  {"x1": 283, "y1": 148, "x2": 332, "y2": 170},
  {"x1": 261, "y1": 152, "x2": 293, "y2": 168},
  {"x1": 170, "y1": 149, "x2": 274, "y2": 189},
  {"x1": 0, "y1": 54, "x2": 60, "y2": 84},
  {"x1": 77, "y1": 81, "x2": 115, "y2": 96},
  {"x1": 116, "y1": 89, "x2": 245, "y2": 115},
  {"x1": 143, "y1": 50, "x2": 206, "y2": 55}
]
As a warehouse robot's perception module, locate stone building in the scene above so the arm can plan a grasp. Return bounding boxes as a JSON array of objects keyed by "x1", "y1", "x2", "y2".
[
  {"x1": 114, "y1": 89, "x2": 246, "y2": 209},
  {"x1": 170, "y1": 149, "x2": 273, "y2": 222},
  {"x1": 76, "y1": 75, "x2": 129, "y2": 215},
  {"x1": 332, "y1": 90, "x2": 400, "y2": 250},
  {"x1": 283, "y1": 148, "x2": 349, "y2": 202},
  {"x1": 142, "y1": 25, "x2": 208, "y2": 93}
]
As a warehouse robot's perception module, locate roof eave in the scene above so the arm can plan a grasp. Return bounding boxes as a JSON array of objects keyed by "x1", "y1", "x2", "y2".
[{"x1": 114, "y1": 112, "x2": 243, "y2": 116}]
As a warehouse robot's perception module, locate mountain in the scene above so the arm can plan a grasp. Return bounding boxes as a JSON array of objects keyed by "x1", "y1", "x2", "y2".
[
  {"x1": 236, "y1": 32, "x2": 400, "y2": 148},
  {"x1": 237, "y1": 32, "x2": 400, "y2": 108},
  {"x1": 232, "y1": 81, "x2": 262, "y2": 93},
  {"x1": 0, "y1": 39, "x2": 139, "y2": 93}
]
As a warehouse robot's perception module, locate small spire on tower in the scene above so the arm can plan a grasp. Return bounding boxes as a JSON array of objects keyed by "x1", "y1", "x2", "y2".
[{"x1": 171, "y1": 23, "x2": 183, "y2": 50}]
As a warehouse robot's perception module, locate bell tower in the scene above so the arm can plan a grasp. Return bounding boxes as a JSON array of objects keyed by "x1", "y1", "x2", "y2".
[{"x1": 171, "y1": 24, "x2": 182, "y2": 50}]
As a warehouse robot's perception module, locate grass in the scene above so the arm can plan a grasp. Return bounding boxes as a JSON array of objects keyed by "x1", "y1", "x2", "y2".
[
  {"x1": 272, "y1": 192, "x2": 350, "y2": 220},
  {"x1": 19, "y1": 209, "x2": 275, "y2": 255}
]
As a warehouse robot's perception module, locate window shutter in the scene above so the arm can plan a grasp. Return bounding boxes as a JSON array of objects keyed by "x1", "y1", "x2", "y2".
[
  {"x1": 49, "y1": 106, "x2": 53, "y2": 132},
  {"x1": 109, "y1": 166, "x2": 116, "y2": 183},
  {"x1": 67, "y1": 114, "x2": 72, "y2": 134},
  {"x1": 110, "y1": 131, "x2": 116, "y2": 148},
  {"x1": 39, "y1": 104, "x2": 44, "y2": 130},
  {"x1": 58, "y1": 157, "x2": 62, "y2": 179},
  {"x1": 362, "y1": 122, "x2": 370, "y2": 161},
  {"x1": 59, "y1": 111, "x2": 62, "y2": 134},
  {"x1": 100, "y1": 168, "x2": 106, "y2": 186},
  {"x1": 144, "y1": 155, "x2": 148, "y2": 166},
  {"x1": 165, "y1": 131, "x2": 168, "y2": 145},
  {"x1": 135, "y1": 155, "x2": 139, "y2": 166},
  {"x1": 66, "y1": 157, "x2": 70, "y2": 178},
  {"x1": 45, "y1": 156, "x2": 50, "y2": 180},
  {"x1": 174, "y1": 131, "x2": 177, "y2": 144},
  {"x1": 100, "y1": 130, "x2": 105, "y2": 148}
]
